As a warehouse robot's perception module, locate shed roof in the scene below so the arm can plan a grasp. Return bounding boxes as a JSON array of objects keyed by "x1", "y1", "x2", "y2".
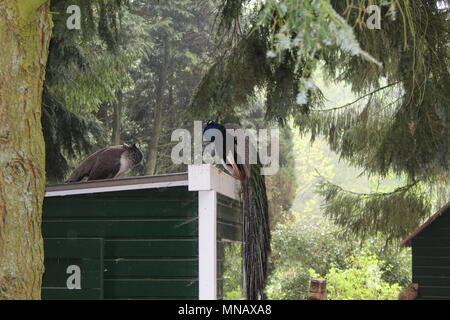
[
  {"x1": 45, "y1": 172, "x2": 189, "y2": 197},
  {"x1": 400, "y1": 201, "x2": 450, "y2": 247},
  {"x1": 44, "y1": 164, "x2": 241, "y2": 200}
]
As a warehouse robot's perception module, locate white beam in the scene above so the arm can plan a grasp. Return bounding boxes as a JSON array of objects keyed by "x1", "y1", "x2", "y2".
[
  {"x1": 188, "y1": 164, "x2": 239, "y2": 201},
  {"x1": 45, "y1": 180, "x2": 188, "y2": 197},
  {"x1": 198, "y1": 190, "x2": 217, "y2": 300}
]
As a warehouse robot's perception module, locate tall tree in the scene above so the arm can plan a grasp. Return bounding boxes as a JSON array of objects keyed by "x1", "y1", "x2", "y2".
[
  {"x1": 189, "y1": 0, "x2": 449, "y2": 241},
  {"x1": 42, "y1": 0, "x2": 218, "y2": 180},
  {"x1": 126, "y1": 0, "x2": 218, "y2": 175},
  {"x1": 146, "y1": 37, "x2": 171, "y2": 175},
  {"x1": 42, "y1": 0, "x2": 132, "y2": 183},
  {"x1": 0, "y1": 1, "x2": 52, "y2": 299},
  {"x1": 111, "y1": 89, "x2": 124, "y2": 145}
]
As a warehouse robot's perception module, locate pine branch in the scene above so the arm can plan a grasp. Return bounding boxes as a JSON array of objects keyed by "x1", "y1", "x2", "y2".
[
  {"x1": 315, "y1": 177, "x2": 431, "y2": 241},
  {"x1": 323, "y1": 179, "x2": 419, "y2": 198},
  {"x1": 314, "y1": 168, "x2": 419, "y2": 197},
  {"x1": 313, "y1": 82, "x2": 401, "y2": 113}
]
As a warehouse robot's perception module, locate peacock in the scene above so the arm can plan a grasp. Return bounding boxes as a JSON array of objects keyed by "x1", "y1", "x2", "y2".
[
  {"x1": 203, "y1": 120, "x2": 271, "y2": 300},
  {"x1": 65, "y1": 143, "x2": 144, "y2": 183}
]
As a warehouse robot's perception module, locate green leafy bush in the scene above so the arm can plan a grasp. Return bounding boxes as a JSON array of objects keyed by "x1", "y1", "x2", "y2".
[
  {"x1": 323, "y1": 252, "x2": 402, "y2": 300},
  {"x1": 267, "y1": 218, "x2": 410, "y2": 300},
  {"x1": 267, "y1": 266, "x2": 311, "y2": 300}
]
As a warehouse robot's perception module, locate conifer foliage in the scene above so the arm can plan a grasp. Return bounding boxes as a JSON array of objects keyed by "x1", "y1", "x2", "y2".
[
  {"x1": 42, "y1": 0, "x2": 130, "y2": 182},
  {"x1": 190, "y1": 0, "x2": 449, "y2": 240}
]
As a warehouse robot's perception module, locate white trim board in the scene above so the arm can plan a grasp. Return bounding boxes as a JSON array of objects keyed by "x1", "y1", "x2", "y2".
[
  {"x1": 45, "y1": 165, "x2": 239, "y2": 199},
  {"x1": 188, "y1": 164, "x2": 240, "y2": 201},
  {"x1": 198, "y1": 190, "x2": 218, "y2": 300},
  {"x1": 192, "y1": 165, "x2": 241, "y2": 300},
  {"x1": 45, "y1": 180, "x2": 188, "y2": 197}
]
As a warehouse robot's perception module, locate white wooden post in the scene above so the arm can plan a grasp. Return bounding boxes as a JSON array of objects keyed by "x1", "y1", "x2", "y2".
[
  {"x1": 188, "y1": 164, "x2": 239, "y2": 300},
  {"x1": 198, "y1": 190, "x2": 217, "y2": 300}
]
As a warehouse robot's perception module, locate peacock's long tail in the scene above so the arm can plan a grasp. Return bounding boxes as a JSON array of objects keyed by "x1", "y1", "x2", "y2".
[{"x1": 242, "y1": 164, "x2": 271, "y2": 300}]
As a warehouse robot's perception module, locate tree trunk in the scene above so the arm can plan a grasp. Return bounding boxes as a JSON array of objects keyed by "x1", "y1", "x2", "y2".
[
  {"x1": 145, "y1": 38, "x2": 171, "y2": 176},
  {"x1": 0, "y1": 1, "x2": 52, "y2": 299},
  {"x1": 111, "y1": 89, "x2": 123, "y2": 145},
  {"x1": 308, "y1": 279, "x2": 327, "y2": 300}
]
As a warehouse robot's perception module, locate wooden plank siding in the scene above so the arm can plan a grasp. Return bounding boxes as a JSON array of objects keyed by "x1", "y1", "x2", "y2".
[
  {"x1": 42, "y1": 238, "x2": 104, "y2": 299},
  {"x1": 412, "y1": 212, "x2": 450, "y2": 300},
  {"x1": 216, "y1": 194, "x2": 243, "y2": 300},
  {"x1": 42, "y1": 186, "x2": 199, "y2": 300}
]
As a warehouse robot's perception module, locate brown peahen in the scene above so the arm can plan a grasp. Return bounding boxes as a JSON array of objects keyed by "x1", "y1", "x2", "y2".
[{"x1": 65, "y1": 143, "x2": 144, "y2": 183}]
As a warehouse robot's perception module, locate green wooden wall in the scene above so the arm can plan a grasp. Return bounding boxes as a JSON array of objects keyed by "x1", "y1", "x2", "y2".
[
  {"x1": 42, "y1": 186, "x2": 199, "y2": 300},
  {"x1": 412, "y1": 210, "x2": 450, "y2": 300},
  {"x1": 216, "y1": 194, "x2": 243, "y2": 300}
]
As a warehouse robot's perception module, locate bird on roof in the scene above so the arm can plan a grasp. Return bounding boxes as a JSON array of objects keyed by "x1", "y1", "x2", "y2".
[
  {"x1": 202, "y1": 120, "x2": 250, "y2": 181},
  {"x1": 203, "y1": 120, "x2": 270, "y2": 300},
  {"x1": 65, "y1": 143, "x2": 144, "y2": 183}
]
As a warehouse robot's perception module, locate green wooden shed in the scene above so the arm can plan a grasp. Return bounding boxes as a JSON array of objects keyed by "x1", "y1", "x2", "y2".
[
  {"x1": 41, "y1": 164, "x2": 243, "y2": 300},
  {"x1": 401, "y1": 201, "x2": 450, "y2": 300}
]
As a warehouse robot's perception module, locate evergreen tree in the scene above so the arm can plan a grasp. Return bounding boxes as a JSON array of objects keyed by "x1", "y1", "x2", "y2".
[
  {"x1": 44, "y1": 1, "x2": 221, "y2": 180},
  {"x1": 237, "y1": 99, "x2": 298, "y2": 227},
  {"x1": 189, "y1": 0, "x2": 449, "y2": 241},
  {"x1": 124, "y1": 0, "x2": 218, "y2": 175},
  {"x1": 42, "y1": 0, "x2": 131, "y2": 182}
]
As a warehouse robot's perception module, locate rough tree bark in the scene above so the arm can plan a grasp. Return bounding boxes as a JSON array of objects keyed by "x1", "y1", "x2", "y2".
[
  {"x1": 0, "y1": 1, "x2": 52, "y2": 299},
  {"x1": 145, "y1": 38, "x2": 171, "y2": 176},
  {"x1": 111, "y1": 89, "x2": 123, "y2": 145}
]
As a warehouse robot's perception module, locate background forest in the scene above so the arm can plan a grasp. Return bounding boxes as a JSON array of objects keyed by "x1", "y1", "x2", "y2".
[{"x1": 38, "y1": 0, "x2": 448, "y2": 300}]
